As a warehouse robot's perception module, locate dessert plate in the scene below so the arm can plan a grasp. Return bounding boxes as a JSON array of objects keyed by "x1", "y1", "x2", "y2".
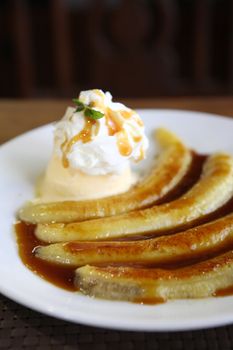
[{"x1": 1, "y1": 109, "x2": 233, "y2": 331}]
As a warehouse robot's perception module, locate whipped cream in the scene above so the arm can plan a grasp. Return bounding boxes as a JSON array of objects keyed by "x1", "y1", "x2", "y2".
[{"x1": 54, "y1": 89, "x2": 149, "y2": 175}]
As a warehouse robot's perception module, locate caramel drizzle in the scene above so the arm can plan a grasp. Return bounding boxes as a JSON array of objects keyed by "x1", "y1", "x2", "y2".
[
  {"x1": 61, "y1": 118, "x2": 99, "y2": 168},
  {"x1": 109, "y1": 110, "x2": 144, "y2": 157},
  {"x1": 116, "y1": 129, "x2": 133, "y2": 157},
  {"x1": 105, "y1": 108, "x2": 123, "y2": 136},
  {"x1": 90, "y1": 100, "x2": 136, "y2": 157},
  {"x1": 121, "y1": 110, "x2": 144, "y2": 127}
]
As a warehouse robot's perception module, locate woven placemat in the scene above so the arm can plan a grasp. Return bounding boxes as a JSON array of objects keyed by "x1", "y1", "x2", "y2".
[{"x1": 0, "y1": 293, "x2": 233, "y2": 350}]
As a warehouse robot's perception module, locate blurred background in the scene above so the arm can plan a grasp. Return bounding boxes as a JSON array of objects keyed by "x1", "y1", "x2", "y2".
[{"x1": 0, "y1": 0, "x2": 233, "y2": 99}]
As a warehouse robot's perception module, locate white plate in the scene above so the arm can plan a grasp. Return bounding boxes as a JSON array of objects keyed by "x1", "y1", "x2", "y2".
[{"x1": 1, "y1": 109, "x2": 233, "y2": 332}]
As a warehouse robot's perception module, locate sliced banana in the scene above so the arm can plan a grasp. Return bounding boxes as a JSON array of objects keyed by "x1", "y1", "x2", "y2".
[
  {"x1": 36, "y1": 153, "x2": 233, "y2": 242},
  {"x1": 19, "y1": 128, "x2": 192, "y2": 224},
  {"x1": 34, "y1": 213, "x2": 233, "y2": 266},
  {"x1": 74, "y1": 250, "x2": 233, "y2": 302}
]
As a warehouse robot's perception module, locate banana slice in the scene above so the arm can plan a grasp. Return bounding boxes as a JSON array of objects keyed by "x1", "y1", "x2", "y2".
[
  {"x1": 34, "y1": 213, "x2": 233, "y2": 266},
  {"x1": 36, "y1": 153, "x2": 233, "y2": 242},
  {"x1": 74, "y1": 250, "x2": 233, "y2": 302},
  {"x1": 19, "y1": 128, "x2": 192, "y2": 224}
]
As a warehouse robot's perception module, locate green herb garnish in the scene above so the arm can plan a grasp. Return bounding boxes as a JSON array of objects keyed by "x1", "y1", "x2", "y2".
[
  {"x1": 72, "y1": 98, "x2": 85, "y2": 112},
  {"x1": 84, "y1": 107, "x2": 105, "y2": 119},
  {"x1": 72, "y1": 98, "x2": 104, "y2": 120}
]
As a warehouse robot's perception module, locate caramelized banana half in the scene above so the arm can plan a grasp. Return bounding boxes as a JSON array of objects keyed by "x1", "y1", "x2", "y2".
[
  {"x1": 36, "y1": 153, "x2": 233, "y2": 242},
  {"x1": 74, "y1": 250, "x2": 233, "y2": 301},
  {"x1": 19, "y1": 128, "x2": 192, "y2": 224},
  {"x1": 35, "y1": 213, "x2": 233, "y2": 266}
]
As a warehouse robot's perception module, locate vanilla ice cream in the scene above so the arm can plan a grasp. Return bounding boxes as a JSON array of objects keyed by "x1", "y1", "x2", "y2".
[{"x1": 38, "y1": 89, "x2": 149, "y2": 201}]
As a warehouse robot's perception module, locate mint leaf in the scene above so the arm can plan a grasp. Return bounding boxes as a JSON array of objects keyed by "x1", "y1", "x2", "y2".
[
  {"x1": 75, "y1": 106, "x2": 84, "y2": 112},
  {"x1": 72, "y1": 97, "x2": 104, "y2": 119},
  {"x1": 72, "y1": 98, "x2": 85, "y2": 112},
  {"x1": 84, "y1": 108, "x2": 104, "y2": 120}
]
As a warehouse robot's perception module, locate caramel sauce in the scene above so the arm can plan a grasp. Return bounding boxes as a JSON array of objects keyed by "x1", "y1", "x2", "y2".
[
  {"x1": 105, "y1": 108, "x2": 123, "y2": 136},
  {"x1": 116, "y1": 130, "x2": 133, "y2": 156},
  {"x1": 15, "y1": 222, "x2": 75, "y2": 291},
  {"x1": 215, "y1": 285, "x2": 233, "y2": 297},
  {"x1": 121, "y1": 110, "x2": 144, "y2": 127},
  {"x1": 133, "y1": 297, "x2": 165, "y2": 305},
  {"x1": 133, "y1": 135, "x2": 142, "y2": 143},
  {"x1": 15, "y1": 152, "x2": 233, "y2": 300},
  {"x1": 120, "y1": 110, "x2": 132, "y2": 119},
  {"x1": 62, "y1": 118, "x2": 98, "y2": 168}
]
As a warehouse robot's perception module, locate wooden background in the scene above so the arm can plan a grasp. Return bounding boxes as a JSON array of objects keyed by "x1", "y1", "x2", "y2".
[
  {"x1": 0, "y1": 96, "x2": 233, "y2": 145},
  {"x1": 0, "y1": 0, "x2": 233, "y2": 98}
]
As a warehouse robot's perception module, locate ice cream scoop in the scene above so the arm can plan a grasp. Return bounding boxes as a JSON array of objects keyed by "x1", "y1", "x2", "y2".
[{"x1": 38, "y1": 89, "x2": 149, "y2": 201}]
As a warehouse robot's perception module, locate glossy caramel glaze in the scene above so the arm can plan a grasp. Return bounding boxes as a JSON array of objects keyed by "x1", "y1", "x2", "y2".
[
  {"x1": 133, "y1": 297, "x2": 165, "y2": 305},
  {"x1": 215, "y1": 285, "x2": 233, "y2": 297},
  {"x1": 116, "y1": 129, "x2": 133, "y2": 156},
  {"x1": 15, "y1": 222, "x2": 75, "y2": 291},
  {"x1": 15, "y1": 152, "x2": 233, "y2": 299},
  {"x1": 61, "y1": 118, "x2": 98, "y2": 168},
  {"x1": 105, "y1": 107, "x2": 123, "y2": 135}
]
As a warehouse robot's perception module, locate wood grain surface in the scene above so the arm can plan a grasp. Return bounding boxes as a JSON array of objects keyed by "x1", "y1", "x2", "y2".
[{"x1": 0, "y1": 97, "x2": 233, "y2": 145}]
